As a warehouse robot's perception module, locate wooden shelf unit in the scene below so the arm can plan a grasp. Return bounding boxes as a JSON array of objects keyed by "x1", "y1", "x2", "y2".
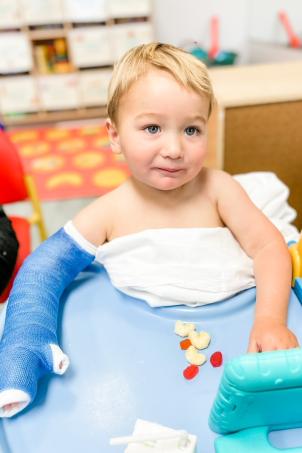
[{"x1": 0, "y1": 0, "x2": 153, "y2": 126}]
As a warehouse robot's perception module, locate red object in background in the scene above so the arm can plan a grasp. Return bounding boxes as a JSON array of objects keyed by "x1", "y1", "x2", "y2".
[
  {"x1": 0, "y1": 130, "x2": 32, "y2": 303},
  {"x1": 208, "y1": 16, "x2": 220, "y2": 59},
  {"x1": 0, "y1": 131, "x2": 28, "y2": 204},
  {"x1": 183, "y1": 364, "x2": 199, "y2": 380},
  {"x1": 210, "y1": 351, "x2": 223, "y2": 368},
  {"x1": 278, "y1": 11, "x2": 301, "y2": 48}
]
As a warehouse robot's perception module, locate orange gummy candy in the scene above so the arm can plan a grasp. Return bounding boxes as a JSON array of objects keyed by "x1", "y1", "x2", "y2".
[{"x1": 180, "y1": 339, "x2": 192, "y2": 350}]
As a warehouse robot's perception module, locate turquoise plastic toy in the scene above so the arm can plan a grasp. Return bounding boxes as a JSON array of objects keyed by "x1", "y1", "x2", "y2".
[{"x1": 210, "y1": 344, "x2": 302, "y2": 452}]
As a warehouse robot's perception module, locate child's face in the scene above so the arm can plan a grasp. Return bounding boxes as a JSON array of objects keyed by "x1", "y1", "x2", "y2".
[{"x1": 107, "y1": 68, "x2": 209, "y2": 192}]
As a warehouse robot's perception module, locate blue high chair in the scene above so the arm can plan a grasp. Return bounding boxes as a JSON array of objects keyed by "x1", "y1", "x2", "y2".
[{"x1": 0, "y1": 240, "x2": 302, "y2": 452}]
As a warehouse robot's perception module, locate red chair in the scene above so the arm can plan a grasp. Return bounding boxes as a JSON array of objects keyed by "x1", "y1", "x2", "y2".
[{"x1": 0, "y1": 129, "x2": 47, "y2": 302}]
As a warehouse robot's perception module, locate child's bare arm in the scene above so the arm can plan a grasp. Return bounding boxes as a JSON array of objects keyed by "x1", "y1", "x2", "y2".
[
  {"x1": 214, "y1": 170, "x2": 299, "y2": 352},
  {"x1": 73, "y1": 195, "x2": 111, "y2": 246},
  {"x1": 247, "y1": 238, "x2": 298, "y2": 352}
]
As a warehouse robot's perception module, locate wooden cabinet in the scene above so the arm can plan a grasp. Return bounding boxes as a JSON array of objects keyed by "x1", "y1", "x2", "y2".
[
  {"x1": 0, "y1": 0, "x2": 153, "y2": 126},
  {"x1": 207, "y1": 62, "x2": 302, "y2": 229}
]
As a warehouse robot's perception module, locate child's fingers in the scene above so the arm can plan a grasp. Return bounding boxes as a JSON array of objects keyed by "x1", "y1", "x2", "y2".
[
  {"x1": 247, "y1": 338, "x2": 261, "y2": 353},
  {"x1": 3, "y1": 403, "x2": 21, "y2": 413}
]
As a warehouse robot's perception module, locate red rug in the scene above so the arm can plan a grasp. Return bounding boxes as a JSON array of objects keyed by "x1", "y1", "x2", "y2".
[{"x1": 8, "y1": 123, "x2": 130, "y2": 201}]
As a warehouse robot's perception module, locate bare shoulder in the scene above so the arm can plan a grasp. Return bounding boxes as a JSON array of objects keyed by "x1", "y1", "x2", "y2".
[
  {"x1": 201, "y1": 168, "x2": 238, "y2": 198},
  {"x1": 204, "y1": 168, "x2": 234, "y2": 185},
  {"x1": 72, "y1": 184, "x2": 127, "y2": 246}
]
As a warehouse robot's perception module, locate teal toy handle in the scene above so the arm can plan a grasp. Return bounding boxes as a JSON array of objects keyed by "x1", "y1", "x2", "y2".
[{"x1": 215, "y1": 426, "x2": 302, "y2": 452}]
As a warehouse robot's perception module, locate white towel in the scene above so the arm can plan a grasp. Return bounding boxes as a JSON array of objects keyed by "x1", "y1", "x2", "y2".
[
  {"x1": 95, "y1": 172, "x2": 299, "y2": 308},
  {"x1": 96, "y1": 228, "x2": 255, "y2": 308},
  {"x1": 234, "y1": 172, "x2": 299, "y2": 242}
]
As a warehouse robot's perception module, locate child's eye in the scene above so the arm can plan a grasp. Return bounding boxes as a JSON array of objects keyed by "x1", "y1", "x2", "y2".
[
  {"x1": 145, "y1": 125, "x2": 160, "y2": 134},
  {"x1": 185, "y1": 126, "x2": 200, "y2": 136}
]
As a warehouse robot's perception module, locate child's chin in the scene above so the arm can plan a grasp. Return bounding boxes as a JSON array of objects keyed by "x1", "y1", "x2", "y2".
[
  {"x1": 139, "y1": 175, "x2": 187, "y2": 191},
  {"x1": 153, "y1": 181, "x2": 185, "y2": 191}
]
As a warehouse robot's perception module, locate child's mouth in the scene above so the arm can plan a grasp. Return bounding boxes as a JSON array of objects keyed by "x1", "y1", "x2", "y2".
[{"x1": 156, "y1": 167, "x2": 183, "y2": 174}]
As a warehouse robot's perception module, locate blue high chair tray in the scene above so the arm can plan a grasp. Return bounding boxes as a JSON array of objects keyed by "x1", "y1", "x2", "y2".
[{"x1": 1, "y1": 264, "x2": 302, "y2": 453}]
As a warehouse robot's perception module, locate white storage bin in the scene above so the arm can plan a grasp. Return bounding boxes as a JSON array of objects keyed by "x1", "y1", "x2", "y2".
[
  {"x1": 79, "y1": 69, "x2": 112, "y2": 106},
  {"x1": 0, "y1": 33, "x2": 32, "y2": 73},
  {"x1": 107, "y1": 0, "x2": 151, "y2": 18},
  {"x1": 110, "y1": 22, "x2": 153, "y2": 60},
  {"x1": 38, "y1": 74, "x2": 79, "y2": 110},
  {"x1": 0, "y1": 76, "x2": 39, "y2": 113},
  {"x1": 68, "y1": 26, "x2": 113, "y2": 67},
  {"x1": 19, "y1": 0, "x2": 64, "y2": 25},
  {"x1": 0, "y1": 0, "x2": 21, "y2": 29},
  {"x1": 63, "y1": 0, "x2": 107, "y2": 23}
]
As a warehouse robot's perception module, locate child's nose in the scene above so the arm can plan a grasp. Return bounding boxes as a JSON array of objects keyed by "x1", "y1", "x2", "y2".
[{"x1": 161, "y1": 135, "x2": 183, "y2": 159}]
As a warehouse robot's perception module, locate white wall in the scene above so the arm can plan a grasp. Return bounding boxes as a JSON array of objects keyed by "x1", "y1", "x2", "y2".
[
  {"x1": 249, "y1": 0, "x2": 302, "y2": 44},
  {"x1": 153, "y1": 0, "x2": 302, "y2": 63},
  {"x1": 153, "y1": 0, "x2": 250, "y2": 62}
]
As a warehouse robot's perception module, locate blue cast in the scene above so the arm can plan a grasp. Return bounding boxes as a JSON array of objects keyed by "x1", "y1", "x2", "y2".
[{"x1": 0, "y1": 227, "x2": 95, "y2": 417}]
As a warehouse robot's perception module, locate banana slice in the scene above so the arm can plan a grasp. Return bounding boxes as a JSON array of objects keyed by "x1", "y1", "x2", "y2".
[
  {"x1": 185, "y1": 346, "x2": 207, "y2": 366},
  {"x1": 189, "y1": 331, "x2": 211, "y2": 350},
  {"x1": 174, "y1": 320, "x2": 196, "y2": 337}
]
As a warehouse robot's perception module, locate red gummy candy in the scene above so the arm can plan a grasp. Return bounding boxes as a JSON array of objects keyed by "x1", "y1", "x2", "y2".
[
  {"x1": 210, "y1": 351, "x2": 223, "y2": 367},
  {"x1": 180, "y1": 339, "x2": 192, "y2": 350},
  {"x1": 183, "y1": 364, "x2": 199, "y2": 380}
]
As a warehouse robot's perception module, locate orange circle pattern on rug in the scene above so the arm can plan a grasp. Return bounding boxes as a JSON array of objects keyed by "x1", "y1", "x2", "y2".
[
  {"x1": 93, "y1": 137, "x2": 111, "y2": 148},
  {"x1": 46, "y1": 129, "x2": 70, "y2": 141},
  {"x1": 19, "y1": 142, "x2": 50, "y2": 157},
  {"x1": 58, "y1": 138, "x2": 86, "y2": 153},
  {"x1": 46, "y1": 172, "x2": 84, "y2": 189},
  {"x1": 73, "y1": 152, "x2": 105, "y2": 169},
  {"x1": 10, "y1": 130, "x2": 38, "y2": 143},
  {"x1": 31, "y1": 156, "x2": 65, "y2": 173},
  {"x1": 92, "y1": 168, "x2": 128, "y2": 188}
]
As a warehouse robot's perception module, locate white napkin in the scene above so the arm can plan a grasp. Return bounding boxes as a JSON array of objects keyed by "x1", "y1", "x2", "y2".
[{"x1": 124, "y1": 419, "x2": 197, "y2": 453}]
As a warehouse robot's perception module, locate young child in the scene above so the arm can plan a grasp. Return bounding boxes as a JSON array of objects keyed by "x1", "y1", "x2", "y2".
[{"x1": 0, "y1": 42, "x2": 298, "y2": 417}]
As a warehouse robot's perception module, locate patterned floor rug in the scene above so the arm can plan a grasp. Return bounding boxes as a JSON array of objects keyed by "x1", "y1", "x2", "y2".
[{"x1": 9, "y1": 122, "x2": 129, "y2": 201}]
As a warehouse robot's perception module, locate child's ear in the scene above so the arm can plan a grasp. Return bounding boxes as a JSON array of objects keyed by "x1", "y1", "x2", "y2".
[{"x1": 106, "y1": 118, "x2": 121, "y2": 154}]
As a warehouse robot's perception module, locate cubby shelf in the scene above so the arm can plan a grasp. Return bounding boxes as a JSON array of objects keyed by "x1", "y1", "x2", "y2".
[{"x1": 0, "y1": 0, "x2": 153, "y2": 126}]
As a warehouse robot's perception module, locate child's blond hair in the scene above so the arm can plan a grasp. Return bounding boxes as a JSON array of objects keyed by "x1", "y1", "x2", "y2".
[{"x1": 107, "y1": 42, "x2": 215, "y2": 123}]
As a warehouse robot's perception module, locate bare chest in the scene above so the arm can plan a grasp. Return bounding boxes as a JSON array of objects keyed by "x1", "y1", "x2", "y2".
[{"x1": 108, "y1": 196, "x2": 223, "y2": 240}]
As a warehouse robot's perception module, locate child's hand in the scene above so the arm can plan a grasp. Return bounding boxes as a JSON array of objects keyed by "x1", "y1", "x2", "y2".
[{"x1": 248, "y1": 317, "x2": 299, "y2": 352}]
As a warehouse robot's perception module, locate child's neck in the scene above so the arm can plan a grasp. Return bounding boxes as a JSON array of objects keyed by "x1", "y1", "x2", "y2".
[{"x1": 130, "y1": 174, "x2": 203, "y2": 207}]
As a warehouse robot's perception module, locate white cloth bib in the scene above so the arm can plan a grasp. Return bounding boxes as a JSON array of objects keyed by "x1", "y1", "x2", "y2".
[{"x1": 95, "y1": 228, "x2": 255, "y2": 307}]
